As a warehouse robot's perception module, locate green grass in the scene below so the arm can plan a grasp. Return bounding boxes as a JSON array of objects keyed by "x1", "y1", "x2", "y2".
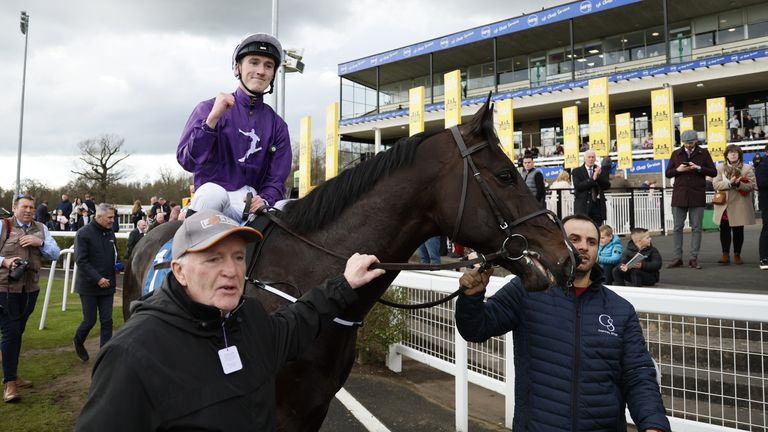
[{"x1": 0, "y1": 277, "x2": 124, "y2": 431}]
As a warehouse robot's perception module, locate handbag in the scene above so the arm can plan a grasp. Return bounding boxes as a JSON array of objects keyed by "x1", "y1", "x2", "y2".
[{"x1": 712, "y1": 190, "x2": 727, "y2": 205}]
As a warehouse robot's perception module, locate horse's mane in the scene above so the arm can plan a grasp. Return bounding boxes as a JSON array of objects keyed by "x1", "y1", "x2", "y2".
[{"x1": 281, "y1": 132, "x2": 434, "y2": 234}]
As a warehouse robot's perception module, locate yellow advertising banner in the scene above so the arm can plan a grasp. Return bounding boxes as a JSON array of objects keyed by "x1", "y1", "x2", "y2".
[
  {"x1": 495, "y1": 98, "x2": 514, "y2": 160},
  {"x1": 651, "y1": 87, "x2": 674, "y2": 160},
  {"x1": 563, "y1": 106, "x2": 580, "y2": 169},
  {"x1": 615, "y1": 113, "x2": 633, "y2": 170},
  {"x1": 444, "y1": 69, "x2": 461, "y2": 128},
  {"x1": 706, "y1": 97, "x2": 727, "y2": 161},
  {"x1": 409, "y1": 86, "x2": 425, "y2": 136},
  {"x1": 325, "y1": 103, "x2": 339, "y2": 181},
  {"x1": 680, "y1": 116, "x2": 693, "y2": 133},
  {"x1": 588, "y1": 77, "x2": 610, "y2": 156},
  {"x1": 299, "y1": 115, "x2": 311, "y2": 198}
]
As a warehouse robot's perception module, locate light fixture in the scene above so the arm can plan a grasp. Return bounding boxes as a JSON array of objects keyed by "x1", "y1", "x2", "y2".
[
  {"x1": 642, "y1": 112, "x2": 647, "y2": 116},
  {"x1": 696, "y1": 82, "x2": 704, "y2": 87},
  {"x1": 576, "y1": 58, "x2": 587, "y2": 62},
  {"x1": 651, "y1": 32, "x2": 659, "y2": 37},
  {"x1": 588, "y1": 49, "x2": 600, "y2": 54},
  {"x1": 587, "y1": 62, "x2": 595, "y2": 66},
  {"x1": 728, "y1": 27, "x2": 736, "y2": 32},
  {"x1": 621, "y1": 39, "x2": 628, "y2": 43}
]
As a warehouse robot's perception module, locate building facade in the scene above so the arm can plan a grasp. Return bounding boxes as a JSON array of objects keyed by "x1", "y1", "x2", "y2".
[{"x1": 337, "y1": 0, "x2": 768, "y2": 171}]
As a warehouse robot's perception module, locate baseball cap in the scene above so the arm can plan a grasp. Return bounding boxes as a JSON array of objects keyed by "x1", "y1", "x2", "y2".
[
  {"x1": 680, "y1": 130, "x2": 698, "y2": 142},
  {"x1": 172, "y1": 209, "x2": 263, "y2": 260}
]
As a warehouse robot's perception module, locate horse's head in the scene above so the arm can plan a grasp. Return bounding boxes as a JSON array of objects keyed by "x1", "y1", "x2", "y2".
[{"x1": 419, "y1": 96, "x2": 574, "y2": 290}]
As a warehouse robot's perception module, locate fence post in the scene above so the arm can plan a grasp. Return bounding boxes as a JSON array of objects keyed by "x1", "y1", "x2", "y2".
[
  {"x1": 455, "y1": 321, "x2": 469, "y2": 432},
  {"x1": 504, "y1": 331, "x2": 515, "y2": 428},
  {"x1": 38, "y1": 259, "x2": 59, "y2": 330},
  {"x1": 629, "y1": 188, "x2": 636, "y2": 231},
  {"x1": 62, "y1": 248, "x2": 73, "y2": 311},
  {"x1": 659, "y1": 188, "x2": 667, "y2": 236}
]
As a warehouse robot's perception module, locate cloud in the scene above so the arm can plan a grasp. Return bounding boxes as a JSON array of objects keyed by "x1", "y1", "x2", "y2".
[{"x1": 1, "y1": 0, "x2": 562, "y2": 189}]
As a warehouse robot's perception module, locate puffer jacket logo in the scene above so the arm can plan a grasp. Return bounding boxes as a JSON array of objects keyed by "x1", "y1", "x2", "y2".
[{"x1": 598, "y1": 313, "x2": 618, "y2": 336}]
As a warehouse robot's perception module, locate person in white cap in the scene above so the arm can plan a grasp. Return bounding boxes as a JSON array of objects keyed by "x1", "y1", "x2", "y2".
[
  {"x1": 178, "y1": 33, "x2": 293, "y2": 221},
  {"x1": 75, "y1": 209, "x2": 385, "y2": 431}
]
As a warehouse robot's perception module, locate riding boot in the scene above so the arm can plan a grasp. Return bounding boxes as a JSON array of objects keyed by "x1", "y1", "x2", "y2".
[
  {"x1": 734, "y1": 254, "x2": 742, "y2": 265},
  {"x1": 718, "y1": 253, "x2": 730, "y2": 264}
]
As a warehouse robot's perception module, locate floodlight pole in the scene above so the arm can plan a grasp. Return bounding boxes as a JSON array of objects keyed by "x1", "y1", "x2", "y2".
[
  {"x1": 15, "y1": 11, "x2": 30, "y2": 198},
  {"x1": 271, "y1": 0, "x2": 279, "y2": 110}
]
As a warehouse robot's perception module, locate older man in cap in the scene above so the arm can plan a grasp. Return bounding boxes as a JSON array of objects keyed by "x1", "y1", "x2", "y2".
[
  {"x1": 664, "y1": 129, "x2": 716, "y2": 269},
  {"x1": 75, "y1": 209, "x2": 385, "y2": 431}
]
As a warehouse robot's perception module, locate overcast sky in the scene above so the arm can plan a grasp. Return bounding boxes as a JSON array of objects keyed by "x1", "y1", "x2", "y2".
[{"x1": 1, "y1": 0, "x2": 562, "y2": 189}]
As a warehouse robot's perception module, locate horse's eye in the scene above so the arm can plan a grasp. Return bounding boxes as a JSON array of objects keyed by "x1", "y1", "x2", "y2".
[{"x1": 496, "y1": 169, "x2": 516, "y2": 185}]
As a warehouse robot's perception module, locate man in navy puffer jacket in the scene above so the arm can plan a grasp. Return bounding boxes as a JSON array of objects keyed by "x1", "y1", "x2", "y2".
[{"x1": 455, "y1": 214, "x2": 669, "y2": 432}]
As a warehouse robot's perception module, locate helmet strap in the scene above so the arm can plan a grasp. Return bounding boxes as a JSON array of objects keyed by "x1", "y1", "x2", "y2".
[{"x1": 238, "y1": 75, "x2": 275, "y2": 96}]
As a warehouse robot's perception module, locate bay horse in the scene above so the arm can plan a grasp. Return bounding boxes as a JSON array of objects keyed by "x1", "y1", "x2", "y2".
[{"x1": 123, "y1": 97, "x2": 575, "y2": 431}]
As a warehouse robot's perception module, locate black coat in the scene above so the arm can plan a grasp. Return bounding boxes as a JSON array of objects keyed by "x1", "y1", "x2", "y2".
[
  {"x1": 74, "y1": 221, "x2": 117, "y2": 296},
  {"x1": 571, "y1": 164, "x2": 611, "y2": 219},
  {"x1": 75, "y1": 273, "x2": 358, "y2": 431},
  {"x1": 619, "y1": 239, "x2": 663, "y2": 284},
  {"x1": 124, "y1": 228, "x2": 144, "y2": 259}
]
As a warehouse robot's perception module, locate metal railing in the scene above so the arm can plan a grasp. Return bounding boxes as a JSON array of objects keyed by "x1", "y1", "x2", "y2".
[{"x1": 386, "y1": 270, "x2": 768, "y2": 432}]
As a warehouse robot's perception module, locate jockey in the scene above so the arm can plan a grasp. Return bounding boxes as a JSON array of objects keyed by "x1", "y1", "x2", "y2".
[{"x1": 177, "y1": 33, "x2": 292, "y2": 220}]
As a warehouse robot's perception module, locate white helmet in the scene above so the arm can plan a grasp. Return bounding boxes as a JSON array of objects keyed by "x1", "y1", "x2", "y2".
[{"x1": 231, "y1": 33, "x2": 282, "y2": 95}]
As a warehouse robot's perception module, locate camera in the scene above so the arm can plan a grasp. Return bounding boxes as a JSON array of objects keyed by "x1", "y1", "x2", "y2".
[{"x1": 9, "y1": 259, "x2": 30, "y2": 282}]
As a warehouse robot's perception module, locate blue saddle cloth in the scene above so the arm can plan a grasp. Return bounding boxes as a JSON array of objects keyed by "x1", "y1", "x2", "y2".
[{"x1": 142, "y1": 238, "x2": 173, "y2": 295}]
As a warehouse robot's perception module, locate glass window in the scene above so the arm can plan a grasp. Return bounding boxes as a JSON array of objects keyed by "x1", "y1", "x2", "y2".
[
  {"x1": 548, "y1": 49, "x2": 565, "y2": 75},
  {"x1": 718, "y1": 25, "x2": 745, "y2": 44},
  {"x1": 693, "y1": 15, "x2": 718, "y2": 34},
  {"x1": 529, "y1": 54, "x2": 546, "y2": 85},
  {"x1": 719, "y1": 10, "x2": 744, "y2": 29},
  {"x1": 747, "y1": 4, "x2": 768, "y2": 24},
  {"x1": 695, "y1": 31, "x2": 715, "y2": 48},
  {"x1": 749, "y1": 20, "x2": 768, "y2": 39}
]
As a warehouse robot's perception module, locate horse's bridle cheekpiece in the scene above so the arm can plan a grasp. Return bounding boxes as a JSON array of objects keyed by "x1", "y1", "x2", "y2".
[{"x1": 447, "y1": 126, "x2": 576, "y2": 285}]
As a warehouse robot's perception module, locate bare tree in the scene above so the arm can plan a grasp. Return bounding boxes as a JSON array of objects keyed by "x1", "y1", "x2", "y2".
[{"x1": 71, "y1": 134, "x2": 131, "y2": 202}]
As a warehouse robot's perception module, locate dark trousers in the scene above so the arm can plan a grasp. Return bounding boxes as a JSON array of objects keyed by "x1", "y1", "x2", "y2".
[
  {"x1": 602, "y1": 264, "x2": 616, "y2": 285},
  {"x1": 719, "y1": 219, "x2": 744, "y2": 255},
  {"x1": 761, "y1": 219, "x2": 768, "y2": 261},
  {"x1": 74, "y1": 294, "x2": 114, "y2": 348},
  {"x1": 612, "y1": 267, "x2": 656, "y2": 287},
  {"x1": 0, "y1": 290, "x2": 39, "y2": 383}
]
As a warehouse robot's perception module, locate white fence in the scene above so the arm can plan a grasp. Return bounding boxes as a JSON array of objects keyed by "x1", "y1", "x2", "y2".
[
  {"x1": 386, "y1": 270, "x2": 768, "y2": 432},
  {"x1": 546, "y1": 188, "x2": 762, "y2": 236}
]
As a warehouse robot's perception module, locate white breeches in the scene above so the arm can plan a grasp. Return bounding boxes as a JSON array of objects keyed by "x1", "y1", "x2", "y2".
[{"x1": 188, "y1": 183, "x2": 256, "y2": 221}]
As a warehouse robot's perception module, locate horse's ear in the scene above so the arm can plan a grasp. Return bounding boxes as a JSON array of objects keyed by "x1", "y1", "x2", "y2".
[{"x1": 467, "y1": 92, "x2": 495, "y2": 138}]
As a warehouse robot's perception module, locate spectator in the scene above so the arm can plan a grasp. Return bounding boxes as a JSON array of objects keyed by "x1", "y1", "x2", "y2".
[
  {"x1": 169, "y1": 205, "x2": 182, "y2": 221},
  {"x1": 728, "y1": 113, "x2": 740, "y2": 142},
  {"x1": 612, "y1": 228, "x2": 662, "y2": 287},
  {"x1": 520, "y1": 156, "x2": 546, "y2": 208},
  {"x1": 417, "y1": 237, "x2": 441, "y2": 265},
  {"x1": 149, "y1": 197, "x2": 170, "y2": 221},
  {"x1": 454, "y1": 214, "x2": 670, "y2": 432},
  {"x1": 56, "y1": 194, "x2": 73, "y2": 220},
  {"x1": 712, "y1": 144, "x2": 756, "y2": 265},
  {"x1": 112, "y1": 207, "x2": 120, "y2": 233},
  {"x1": 549, "y1": 170, "x2": 571, "y2": 189},
  {"x1": 0, "y1": 194, "x2": 61, "y2": 402},
  {"x1": 743, "y1": 114, "x2": 756, "y2": 140},
  {"x1": 665, "y1": 129, "x2": 716, "y2": 269},
  {"x1": 73, "y1": 206, "x2": 90, "y2": 231},
  {"x1": 35, "y1": 200, "x2": 50, "y2": 225},
  {"x1": 753, "y1": 153, "x2": 762, "y2": 169},
  {"x1": 73, "y1": 203, "x2": 120, "y2": 362},
  {"x1": 598, "y1": 225, "x2": 623, "y2": 284},
  {"x1": 572, "y1": 150, "x2": 611, "y2": 226},
  {"x1": 55, "y1": 209, "x2": 69, "y2": 231},
  {"x1": 756, "y1": 144, "x2": 768, "y2": 270},
  {"x1": 642, "y1": 132, "x2": 653, "y2": 149},
  {"x1": 177, "y1": 33, "x2": 292, "y2": 221},
  {"x1": 129, "y1": 200, "x2": 145, "y2": 228},
  {"x1": 84, "y1": 193, "x2": 96, "y2": 216},
  {"x1": 124, "y1": 220, "x2": 148, "y2": 260},
  {"x1": 74, "y1": 209, "x2": 384, "y2": 430},
  {"x1": 610, "y1": 169, "x2": 631, "y2": 193}
]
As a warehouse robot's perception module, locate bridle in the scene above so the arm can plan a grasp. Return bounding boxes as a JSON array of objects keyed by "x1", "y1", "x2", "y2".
[
  {"x1": 445, "y1": 125, "x2": 576, "y2": 280},
  {"x1": 249, "y1": 124, "x2": 576, "y2": 311}
]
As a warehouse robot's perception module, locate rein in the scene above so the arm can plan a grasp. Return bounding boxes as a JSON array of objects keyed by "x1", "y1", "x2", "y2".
[{"x1": 249, "y1": 124, "x2": 575, "y2": 310}]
